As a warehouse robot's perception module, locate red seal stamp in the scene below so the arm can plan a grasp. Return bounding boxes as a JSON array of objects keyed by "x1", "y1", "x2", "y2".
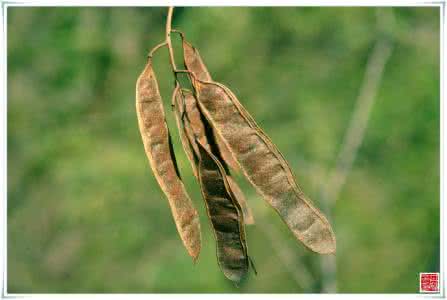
[{"x1": 420, "y1": 272, "x2": 440, "y2": 293}]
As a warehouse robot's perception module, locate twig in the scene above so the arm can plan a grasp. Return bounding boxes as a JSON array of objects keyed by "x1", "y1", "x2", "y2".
[
  {"x1": 166, "y1": 7, "x2": 177, "y2": 72},
  {"x1": 148, "y1": 41, "x2": 167, "y2": 58},
  {"x1": 323, "y1": 7, "x2": 395, "y2": 206},
  {"x1": 319, "y1": 8, "x2": 395, "y2": 293},
  {"x1": 323, "y1": 39, "x2": 394, "y2": 205}
]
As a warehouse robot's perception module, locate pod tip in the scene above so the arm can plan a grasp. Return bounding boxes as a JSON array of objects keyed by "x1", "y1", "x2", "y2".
[{"x1": 310, "y1": 236, "x2": 336, "y2": 254}]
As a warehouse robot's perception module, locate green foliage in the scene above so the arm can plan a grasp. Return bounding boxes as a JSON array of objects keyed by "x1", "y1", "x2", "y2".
[{"x1": 7, "y1": 7, "x2": 439, "y2": 293}]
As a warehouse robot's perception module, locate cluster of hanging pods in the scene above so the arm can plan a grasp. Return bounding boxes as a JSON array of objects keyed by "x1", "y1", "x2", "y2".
[{"x1": 136, "y1": 8, "x2": 335, "y2": 284}]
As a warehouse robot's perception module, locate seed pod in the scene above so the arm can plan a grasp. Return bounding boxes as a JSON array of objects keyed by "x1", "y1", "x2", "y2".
[
  {"x1": 195, "y1": 138, "x2": 249, "y2": 284},
  {"x1": 172, "y1": 84, "x2": 199, "y2": 178},
  {"x1": 226, "y1": 176, "x2": 254, "y2": 225},
  {"x1": 191, "y1": 78, "x2": 336, "y2": 254},
  {"x1": 136, "y1": 57, "x2": 201, "y2": 261},
  {"x1": 173, "y1": 86, "x2": 255, "y2": 281},
  {"x1": 180, "y1": 35, "x2": 240, "y2": 173},
  {"x1": 172, "y1": 86, "x2": 254, "y2": 225}
]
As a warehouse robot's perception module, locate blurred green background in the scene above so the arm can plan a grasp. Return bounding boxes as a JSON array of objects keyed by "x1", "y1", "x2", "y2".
[{"x1": 7, "y1": 7, "x2": 439, "y2": 293}]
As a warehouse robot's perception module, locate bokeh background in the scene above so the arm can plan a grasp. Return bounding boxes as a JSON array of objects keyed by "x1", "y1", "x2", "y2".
[{"x1": 7, "y1": 7, "x2": 439, "y2": 293}]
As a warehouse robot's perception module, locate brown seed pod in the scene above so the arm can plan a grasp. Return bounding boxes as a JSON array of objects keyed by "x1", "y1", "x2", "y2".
[
  {"x1": 195, "y1": 138, "x2": 250, "y2": 283},
  {"x1": 176, "y1": 31, "x2": 241, "y2": 174},
  {"x1": 181, "y1": 37, "x2": 211, "y2": 82},
  {"x1": 172, "y1": 85, "x2": 254, "y2": 282},
  {"x1": 190, "y1": 77, "x2": 336, "y2": 254},
  {"x1": 172, "y1": 85, "x2": 255, "y2": 225},
  {"x1": 136, "y1": 56, "x2": 201, "y2": 261},
  {"x1": 172, "y1": 84, "x2": 200, "y2": 178}
]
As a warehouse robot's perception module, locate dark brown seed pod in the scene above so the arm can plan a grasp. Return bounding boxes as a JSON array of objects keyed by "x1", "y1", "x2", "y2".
[
  {"x1": 136, "y1": 56, "x2": 201, "y2": 261},
  {"x1": 172, "y1": 86, "x2": 255, "y2": 225},
  {"x1": 190, "y1": 76, "x2": 336, "y2": 254},
  {"x1": 172, "y1": 84, "x2": 254, "y2": 282},
  {"x1": 195, "y1": 138, "x2": 250, "y2": 283}
]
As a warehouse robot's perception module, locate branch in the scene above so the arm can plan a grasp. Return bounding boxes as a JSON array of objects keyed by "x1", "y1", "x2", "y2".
[
  {"x1": 319, "y1": 8, "x2": 395, "y2": 293},
  {"x1": 323, "y1": 38, "x2": 393, "y2": 205}
]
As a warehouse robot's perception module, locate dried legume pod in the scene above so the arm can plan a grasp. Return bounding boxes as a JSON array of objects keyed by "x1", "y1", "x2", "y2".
[
  {"x1": 172, "y1": 86, "x2": 255, "y2": 225},
  {"x1": 172, "y1": 84, "x2": 199, "y2": 178},
  {"x1": 172, "y1": 86, "x2": 252, "y2": 280},
  {"x1": 136, "y1": 55, "x2": 201, "y2": 261},
  {"x1": 226, "y1": 176, "x2": 254, "y2": 225},
  {"x1": 190, "y1": 77, "x2": 336, "y2": 254},
  {"x1": 195, "y1": 138, "x2": 250, "y2": 284},
  {"x1": 175, "y1": 31, "x2": 241, "y2": 174}
]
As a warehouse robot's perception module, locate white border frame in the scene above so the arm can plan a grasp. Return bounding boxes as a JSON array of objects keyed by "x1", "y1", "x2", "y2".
[{"x1": 0, "y1": 2, "x2": 445, "y2": 299}]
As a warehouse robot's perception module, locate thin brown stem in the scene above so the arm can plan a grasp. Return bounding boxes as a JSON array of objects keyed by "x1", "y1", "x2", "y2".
[
  {"x1": 166, "y1": 6, "x2": 177, "y2": 72},
  {"x1": 148, "y1": 41, "x2": 167, "y2": 58},
  {"x1": 171, "y1": 29, "x2": 185, "y2": 39}
]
